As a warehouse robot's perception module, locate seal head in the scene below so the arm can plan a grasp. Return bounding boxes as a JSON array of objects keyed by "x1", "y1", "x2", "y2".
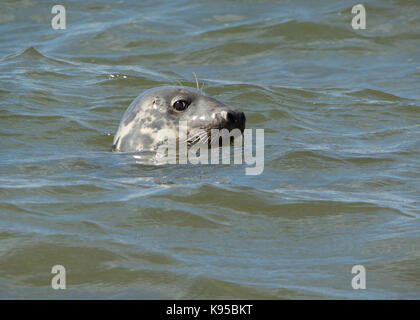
[{"x1": 112, "y1": 86, "x2": 246, "y2": 152}]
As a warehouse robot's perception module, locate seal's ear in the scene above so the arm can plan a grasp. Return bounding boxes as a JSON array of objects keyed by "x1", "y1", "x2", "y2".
[{"x1": 151, "y1": 99, "x2": 159, "y2": 110}]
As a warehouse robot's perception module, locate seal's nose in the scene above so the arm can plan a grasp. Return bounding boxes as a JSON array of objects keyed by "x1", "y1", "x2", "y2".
[{"x1": 220, "y1": 110, "x2": 246, "y2": 132}]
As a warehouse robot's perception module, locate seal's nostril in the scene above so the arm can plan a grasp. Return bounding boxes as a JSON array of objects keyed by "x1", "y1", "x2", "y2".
[
  {"x1": 218, "y1": 110, "x2": 245, "y2": 127},
  {"x1": 226, "y1": 111, "x2": 236, "y2": 123}
]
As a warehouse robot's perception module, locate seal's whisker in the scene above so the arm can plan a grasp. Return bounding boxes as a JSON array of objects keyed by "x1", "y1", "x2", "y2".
[
  {"x1": 210, "y1": 133, "x2": 218, "y2": 147},
  {"x1": 184, "y1": 129, "x2": 211, "y2": 147},
  {"x1": 192, "y1": 72, "x2": 200, "y2": 91}
]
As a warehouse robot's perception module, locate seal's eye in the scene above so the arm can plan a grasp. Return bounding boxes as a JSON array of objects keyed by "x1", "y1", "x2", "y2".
[{"x1": 173, "y1": 100, "x2": 190, "y2": 111}]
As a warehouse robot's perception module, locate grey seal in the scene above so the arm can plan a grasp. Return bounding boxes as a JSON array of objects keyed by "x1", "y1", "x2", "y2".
[{"x1": 112, "y1": 86, "x2": 246, "y2": 152}]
